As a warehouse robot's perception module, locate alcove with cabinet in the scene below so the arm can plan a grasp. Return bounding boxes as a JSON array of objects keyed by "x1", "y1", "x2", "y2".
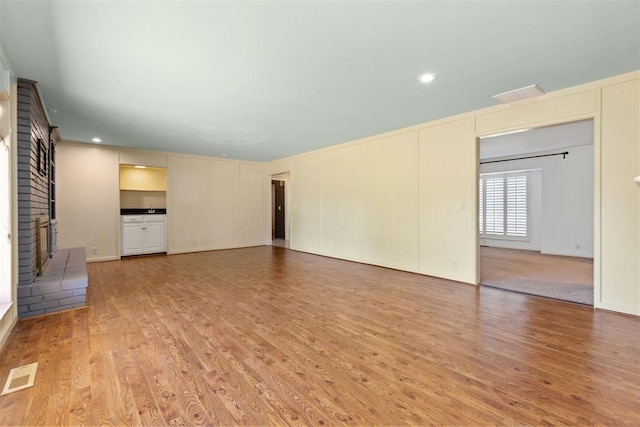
[{"x1": 119, "y1": 164, "x2": 167, "y2": 256}]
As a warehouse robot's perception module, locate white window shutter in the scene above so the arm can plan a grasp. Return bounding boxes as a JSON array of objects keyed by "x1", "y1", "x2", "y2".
[
  {"x1": 506, "y1": 175, "x2": 527, "y2": 236},
  {"x1": 479, "y1": 171, "x2": 529, "y2": 240}
]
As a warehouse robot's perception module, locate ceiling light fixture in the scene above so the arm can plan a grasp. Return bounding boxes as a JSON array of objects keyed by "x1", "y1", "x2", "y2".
[
  {"x1": 91, "y1": 137, "x2": 102, "y2": 143},
  {"x1": 492, "y1": 84, "x2": 545, "y2": 104},
  {"x1": 418, "y1": 73, "x2": 436, "y2": 84}
]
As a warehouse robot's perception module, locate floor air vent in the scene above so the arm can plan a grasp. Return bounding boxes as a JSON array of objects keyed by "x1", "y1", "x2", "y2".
[{"x1": 1, "y1": 362, "x2": 38, "y2": 396}]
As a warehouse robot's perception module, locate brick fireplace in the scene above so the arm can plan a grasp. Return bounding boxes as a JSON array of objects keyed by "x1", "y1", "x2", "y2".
[{"x1": 15, "y1": 79, "x2": 86, "y2": 318}]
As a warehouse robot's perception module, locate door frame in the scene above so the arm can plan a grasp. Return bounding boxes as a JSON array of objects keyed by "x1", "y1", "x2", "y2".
[
  {"x1": 270, "y1": 172, "x2": 290, "y2": 243},
  {"x1": 475, "y1": 117, "x2": 597, "y2": 307}
]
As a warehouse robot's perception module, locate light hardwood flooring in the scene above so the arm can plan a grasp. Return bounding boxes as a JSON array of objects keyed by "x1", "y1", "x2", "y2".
[{"x1": 0, "y1": 246, "x2": 638, "y2": 425}]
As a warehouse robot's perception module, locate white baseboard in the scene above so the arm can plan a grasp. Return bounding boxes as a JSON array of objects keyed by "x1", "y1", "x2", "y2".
[{"x1": 595, "y1": 301, "x2": 640, "y2": 317}]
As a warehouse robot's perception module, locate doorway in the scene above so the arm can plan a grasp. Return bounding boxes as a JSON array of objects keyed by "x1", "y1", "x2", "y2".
[
  {"x1": 271, "y1": 175, "x2": 288, "y2": 248},
  {"x1": 478, "y1": 120, "x2": 595, "y2": 305},
  {"x1": 272, "y1": 180, "x2": 285, "y2": 239}
]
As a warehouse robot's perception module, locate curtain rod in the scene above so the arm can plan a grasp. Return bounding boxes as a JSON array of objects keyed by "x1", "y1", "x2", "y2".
[{"x1": 480, "y1": 151, "x2": 569, "y2": 165}]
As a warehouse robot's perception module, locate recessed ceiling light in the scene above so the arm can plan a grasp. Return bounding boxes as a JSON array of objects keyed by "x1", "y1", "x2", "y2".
[
  {"x1": 221, "y1": 153, "x2": 228, "y2": 157},
  {"x1": 418, "y1": 73, "x2": 436, "y2": 84},
  {"x1": 134, "y1": 165, "x2": 147, "y2": 169},
  {"x1": 91, "y1": 137, "x2": 102, "y2": 143}
]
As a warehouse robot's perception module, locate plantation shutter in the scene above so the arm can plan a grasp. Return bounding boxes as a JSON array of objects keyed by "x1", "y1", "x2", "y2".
[
  {"x1": 506, "y1": 175, "x2": 527, "y2": 236},
  {"x1": 484, "y1": 176, "x2": 504, "y2": 235},
  {"x1": 479, "y1": 171, "x2": 529, "y2": 239},
  {"x1": 478, "y1": 178, "x2": 483, "y2": 234}
]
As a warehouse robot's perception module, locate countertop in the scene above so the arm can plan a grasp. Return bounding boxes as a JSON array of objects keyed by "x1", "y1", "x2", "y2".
[{"x1": 120, "y1": 208, "x2": 167, "y2": 215}]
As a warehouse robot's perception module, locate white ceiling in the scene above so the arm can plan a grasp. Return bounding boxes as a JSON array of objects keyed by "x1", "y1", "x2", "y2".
[
  {"x1": 0, "y1": 0, "x2": 638, "y2": 162},
  {"x1": 480, "y1": 120, "x2": 594, "y2": 160}
]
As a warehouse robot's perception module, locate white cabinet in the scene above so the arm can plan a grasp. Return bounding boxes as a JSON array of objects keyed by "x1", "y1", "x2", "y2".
[{"x1": 121, "y1": 215, "x2": 166, "y2": 256}]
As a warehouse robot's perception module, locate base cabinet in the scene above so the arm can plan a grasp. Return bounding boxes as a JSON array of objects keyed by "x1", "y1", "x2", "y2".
[{"x1": 122, "y1": 215, "x2": 166, "y2": 256}]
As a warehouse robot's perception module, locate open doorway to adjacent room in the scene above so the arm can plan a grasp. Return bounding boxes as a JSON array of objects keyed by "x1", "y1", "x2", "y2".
[
  {"x1": 478, "y1": 120, "x2": 594, "y2": 305},
  {"x1": 271, "y1": 173, "x2": 289, "y2": 248}
]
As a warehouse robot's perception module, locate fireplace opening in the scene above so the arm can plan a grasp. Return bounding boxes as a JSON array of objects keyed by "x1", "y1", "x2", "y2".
[{"x1": 36, "y1": 217, "x2": 50, "y2": 276}]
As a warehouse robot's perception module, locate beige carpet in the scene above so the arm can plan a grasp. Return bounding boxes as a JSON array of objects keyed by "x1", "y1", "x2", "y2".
[{"x1": 480, "y1": 246, "x2": 594, "y2": 305}]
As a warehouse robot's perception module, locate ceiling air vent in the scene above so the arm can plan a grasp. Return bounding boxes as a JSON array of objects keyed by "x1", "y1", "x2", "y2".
[{"x1": 492, "y1": 84, "x2": 545, "y2": 104}]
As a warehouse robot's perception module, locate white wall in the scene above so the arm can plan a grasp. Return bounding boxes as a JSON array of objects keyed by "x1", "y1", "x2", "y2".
[
  {"x1": 48, "y1": 71, "x2": 640, "y2": 318},
  {"x1": 239, "y1": 162, "x2": 265, "y2": 247},
  {"x1": 56, "y1": 144, "x2": 120, "y2": 261},
  {"x1": 600, "y1": 78, "x2": 640, "y2": 314},
  {"x1": 480, "y1": 145, "x2": 594, "y2": 258},
  {"x1": 290, "y1": 132, "x2": 422, "y2": 272},
  {"x1": 0, "y1": 43, "x2": 17, "y2": 349},
  {"x1": 290, "y1": 122, "x2": 477, "y2": 284},
  {"x1": 210, "y1": 159, "x2": 239, "y2": 249},
  {"x1": 273, "y1": 71, "x2": 640, "y2": 316},
  {"x1": 541, "y1": 146, "x2": 594, "y2": 257},
  {"x1": 291, "y1": 154, "x2": 322, "y2": 253},
  {"x1": 168, "y1": 155, "x2": 211, "y2": 252},
  {"x1": 362, "y1": 132, "x2": 419, "y2": 271},
  {"x1": 321, "y1": 145, "x2": 361, "y2": 260},
  {"x1": 56, "y1": 145, "x2": 267, "y2": 259}
]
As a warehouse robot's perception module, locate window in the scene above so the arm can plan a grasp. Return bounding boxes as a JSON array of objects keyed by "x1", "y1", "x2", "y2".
[{"x1": 479, "y1": 171, "x2": 529, "y2": 239}]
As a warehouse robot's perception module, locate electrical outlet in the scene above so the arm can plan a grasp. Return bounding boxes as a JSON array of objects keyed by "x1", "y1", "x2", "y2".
[
  {"x1": 575, "y1": 244, "x2": 582, "y2": 250},
  {"x1": 91, "y1": 247, "x2": 98, "y2": 255},
  {"x1": 452, "y1": 261, "x2": 458, "y2": 270}
]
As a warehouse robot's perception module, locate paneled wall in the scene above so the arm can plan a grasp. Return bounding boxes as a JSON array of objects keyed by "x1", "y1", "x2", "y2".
[
  {"x1": 600, "y1": 78, "x2": 640, "y2": 314},
  {"x1": 361, "y1": 132, "x2": 419, "y2": 271},
  {"x1": 54, "y1": 71, "x2": 639, "y2": 317},
  {"x1": 278, "y1": 71, "x2": 640, "y2": 316},
  {"x1": 289, "y1": 120, "x2": 476, "y2": 283},
  {"x1": 419, "y1": 118, "x2": 476, "y2": 283},
  {"x1": 210, "y1": 159, "x2": 239, "y2": 248},
  {"x1": 239, "y1": 163, "x2": 265, "y2": 247},
  {"x1": 56, "y1": 145, "x2": 266, "y2": 259},
  {"x1": 168, "y1": 155, "x2": 211, "y2": 252},
  {"x1": 290, "y1": 155, "x2": 322, "y2": 253},
  {"x1": 321, "y1": 145, "x2": 361, "y2": 260}
]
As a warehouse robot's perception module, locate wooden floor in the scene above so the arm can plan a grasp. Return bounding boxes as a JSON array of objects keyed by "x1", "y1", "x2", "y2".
[
  {"x1": 480, "y1": 247, "x2": 594, "y2": 305},
  {"x1": 0, "y1": 246, "x2": 638, "y2": 425}
]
